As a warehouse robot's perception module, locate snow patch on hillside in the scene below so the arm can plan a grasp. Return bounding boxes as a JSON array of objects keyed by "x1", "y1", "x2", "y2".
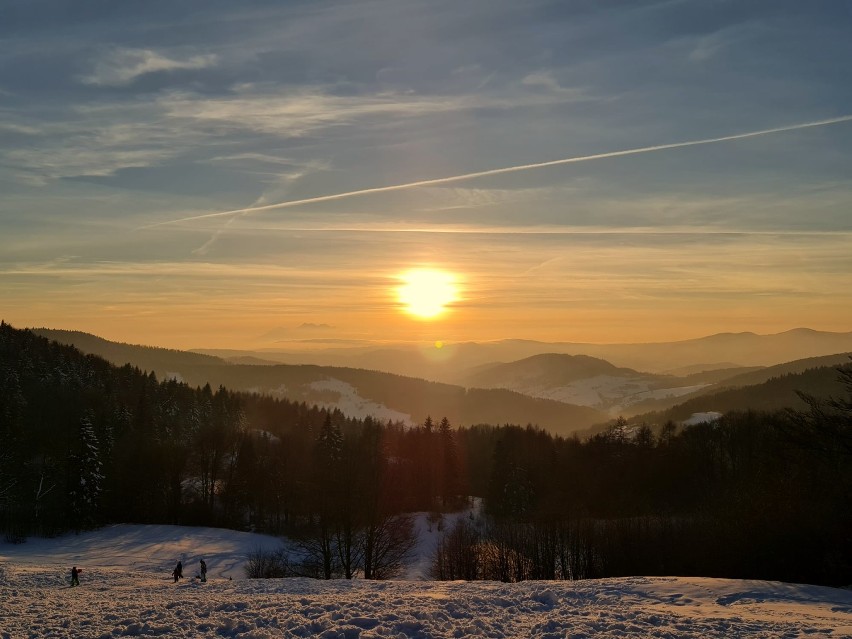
[
  {"x1": 308, "y1": 378, "x2": 415, "y2": 425},
  {"x1": 682, "y1": 411, "x2": 724, "y2": 426},
  {"x1": 251, "y1": 380, "x2": 415, "y2": 426},
  {"x1": 500, "y1": 374, "x2": 709, "y2": 414}
]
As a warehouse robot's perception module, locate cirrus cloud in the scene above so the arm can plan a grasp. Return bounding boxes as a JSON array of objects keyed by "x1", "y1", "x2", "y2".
[{"x1": 81, "y1": 47, "x2": 218, "y2": 86}]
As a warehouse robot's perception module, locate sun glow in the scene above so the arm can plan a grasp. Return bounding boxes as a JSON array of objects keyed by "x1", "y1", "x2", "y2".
[{"x1": 397, "y1": 269, "x2": 458, "y2": 319}]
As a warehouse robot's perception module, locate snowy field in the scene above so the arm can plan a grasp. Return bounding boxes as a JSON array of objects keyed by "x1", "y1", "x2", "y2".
[{"x1": 2, "y1": 525, "x2": 851, "y2": 638}]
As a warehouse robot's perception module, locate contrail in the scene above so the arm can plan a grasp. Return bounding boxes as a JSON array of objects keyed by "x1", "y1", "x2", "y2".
[{"x1": 143, "y1": 114, "x2": 852, "y2": 228}]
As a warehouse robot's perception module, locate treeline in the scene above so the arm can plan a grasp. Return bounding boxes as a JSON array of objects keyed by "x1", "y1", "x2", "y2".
[
  {"x1": 0, "y1": 323, "x2": 464, "y2": 579},
  {"x1": 442, "y1": 391, "x2": 852, "y2": 587},
  {"x1": 2, "y1": 323, "x2": 850, "y2": 585}
]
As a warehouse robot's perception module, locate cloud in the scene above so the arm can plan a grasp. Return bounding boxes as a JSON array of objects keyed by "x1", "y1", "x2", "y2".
[
  {"x1": 205, "y1": 153, "x2": 304, "y2": 167},
  {"x1": 157, "y1": 84, "x2": 593, "y2": 138},
  {"x1": 521, "y1": 70, "x2": 581, "y2": 95},
  {"x1": 81, "y1": 48, "x2": 218, "y2": 86},
  {"x1": 1, "y1": 75, "x2": 593, "y2": 182},
  {"x1": 683, "y1": 21, "x2": 767, "y2": 63},
  {"x1": 1, "y1": 103, "x2": 200, "y2": 179}
]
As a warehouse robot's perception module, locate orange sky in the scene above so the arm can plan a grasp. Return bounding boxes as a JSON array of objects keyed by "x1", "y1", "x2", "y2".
[{"x1": 2, "y1": 2, "x2": 851, "y2": 349}]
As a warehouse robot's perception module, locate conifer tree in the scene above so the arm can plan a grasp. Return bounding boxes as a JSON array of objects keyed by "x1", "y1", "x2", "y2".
[
  {"x1": 439, "y1": 417, "x2": 461, "y2": 509},
  {"x1": 68, "y1": 414, "x2": 103, "y2": 531}
]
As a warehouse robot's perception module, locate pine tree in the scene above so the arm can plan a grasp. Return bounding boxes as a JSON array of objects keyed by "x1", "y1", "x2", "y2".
[
  {"x1": 439, "y1": 417, "x2": 461, "y2": 509},
  {"x1": 68, "y1": 414, "x2": 104, "y2": 531}
]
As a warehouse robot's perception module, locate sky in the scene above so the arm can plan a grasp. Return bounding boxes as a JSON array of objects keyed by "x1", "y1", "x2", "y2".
[{"x1": 1, "y1": 0, "x2": 851, "y2": 350}]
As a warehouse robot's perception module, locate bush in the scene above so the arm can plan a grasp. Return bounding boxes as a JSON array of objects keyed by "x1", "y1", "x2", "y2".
[{"x1": 244, "y1": 546, "x2": 295, "y2": 579}]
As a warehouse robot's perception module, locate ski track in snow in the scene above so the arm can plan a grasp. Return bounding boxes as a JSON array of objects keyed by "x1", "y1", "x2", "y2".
[{"x1": 2, "y1": 524, "x2": 851, "y2": 638}]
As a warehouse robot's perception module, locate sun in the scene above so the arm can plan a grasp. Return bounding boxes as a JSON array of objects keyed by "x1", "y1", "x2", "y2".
[{"x1": 397, "y1": 269, "x2": 458, "y2": 319}]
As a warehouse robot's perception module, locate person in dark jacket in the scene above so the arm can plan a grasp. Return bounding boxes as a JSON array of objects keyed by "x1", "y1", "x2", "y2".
[
  {"x1": 71, "y1": 566, "x2": 81, "y2": 586},
  {"x1": 172, "y1": 560, "x2": 183, "y2": 582},
  {"x1": 199, "y1": 558, "x2": 207, "y2": 582}
]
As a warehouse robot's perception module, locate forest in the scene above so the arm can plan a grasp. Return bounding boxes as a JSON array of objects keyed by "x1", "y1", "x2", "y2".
[{"x1": 1, "y1": 322, "x2": 850, "y2": 586}]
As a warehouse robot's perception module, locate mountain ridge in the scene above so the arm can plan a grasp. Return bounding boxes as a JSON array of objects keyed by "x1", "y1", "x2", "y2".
[
  {"x1": 29, "y1": 326, "x2": 606, "y2": 435},
  {"x1": 193, "y1": 328, "x2": 852, "y2": 380},
  {"x1": 28, "y1": 325, "x2": 852, "y2": 434}
]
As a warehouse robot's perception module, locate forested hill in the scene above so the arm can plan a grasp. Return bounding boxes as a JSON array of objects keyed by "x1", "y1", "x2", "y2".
[
  {"x1": 623, "y1": 357, "x2": 852, "y2": 422},
  {"x1": 0, "y1": 322, "x2": 351, "y2": 538},
  {"x1": 0, "y1": 322, "x2": 599, "y2": 541},
  {"x1": 32, "y1": 328, "x2": 227, "y2": 372},
  {"x1": 31, "y1": 328, "x2": 607, "y2": 435}
]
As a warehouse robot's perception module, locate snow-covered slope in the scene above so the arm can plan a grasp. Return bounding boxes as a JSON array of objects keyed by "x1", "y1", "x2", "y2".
[
  {"x1": 306, "y1": 379, "x2": 416, "y2": 426},
  {"x1": 463, "y1": 354, "x2": 711, "y2": 415},
  {"x1": 0, "y1": 524, "x2": 283, "y2": 581},
  {"x1": 2, "y1": 524, "x2": 851, "y2": 638}
]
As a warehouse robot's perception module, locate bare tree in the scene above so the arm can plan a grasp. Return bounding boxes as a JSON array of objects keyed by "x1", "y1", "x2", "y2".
[{"x1": 363, "y1": 513, "x2": 416, "y2": 579}]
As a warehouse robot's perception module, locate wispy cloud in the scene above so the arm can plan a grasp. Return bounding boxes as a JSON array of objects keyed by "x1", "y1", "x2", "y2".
[
  {"x1": 521, "y1": 70, "x2": 582, "y2": 95},
  {"x1": 1, "y1": 79, "x2": 591, "y2": 181},
  {"x1": 2, "y1": 105, "x2": 199, "y2": 179},
  {"x1": 157, "y1": 84, "x2": 593, "y2": 137},
  {"x1": 81, "y1": 48, "x2": 218, "y2": 86}
]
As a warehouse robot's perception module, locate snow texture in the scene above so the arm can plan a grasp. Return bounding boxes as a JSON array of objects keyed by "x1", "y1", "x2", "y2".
[
  {"x1": 258, "y1": 380, "x2": 416, "y2": 426},
  {"x1": 2, "y1": 524, "x2": 851, "y2": 638},
  {"x1": 307, "y1": 379, "x2": 415, "y2": 425},
  {"x1": 682, "y1": 411, "x2": 724, "y2": 426}
]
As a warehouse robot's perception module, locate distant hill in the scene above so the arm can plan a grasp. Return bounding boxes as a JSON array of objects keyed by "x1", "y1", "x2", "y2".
[
  {"x1": 464, "y1": 353, "x2": 636, "y2": 387},
  {"x1": 663, "y1": 362, "x2": 749, "y2": 376},
  {"x1": 32, "y1": 328, "x2": 227, "y2": 375},
  {"x1": 677, "y1": 366, "x2": 766, "y2": 385},
  {"x1": 705, "y1": 352, "x2": 852, "y2": 389},
  {"x1": 195, "y1": 328, "x2": 852, "y2": 381},
  {"x1": 33, "y1": 328, "x2": 606, "y2": 435},
  {"x1": 460, "y1": 353, "x2": 711, "y2": 415},
  {"x1": 34, "y1": 325, "x2": 852, "y2": 433},
  {"x1": 631, "y1": 362, "x2": 850, "y2": 425},
  {"x1": 616, "y1": 354, "x2": 852, "y2": 418},
  {"x1": 225, "y1": 355, "x2": 281, "y2": 366},
  {"x1": 552, "y1": 328, "x2": 852, "y2": 372},
  {"x1": 144, "y1": 363, "x2": 608, "y2": 436}
]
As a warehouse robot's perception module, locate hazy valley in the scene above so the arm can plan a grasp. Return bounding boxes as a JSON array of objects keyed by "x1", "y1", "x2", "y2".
[{"x1": 33, "y1": 327, "x2": 852, "y2": 433}]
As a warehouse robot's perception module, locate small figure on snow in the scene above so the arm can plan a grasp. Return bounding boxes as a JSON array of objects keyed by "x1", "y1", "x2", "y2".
[
  {"x1": 70, "y1": 566, "x2": 81, "y2": 587},
  {"x1": 173, "y1": 560, "x2": 183, "y2": 582},
  {"x1": 199, "y1": 558, "x2": 207, "y2": 582}
]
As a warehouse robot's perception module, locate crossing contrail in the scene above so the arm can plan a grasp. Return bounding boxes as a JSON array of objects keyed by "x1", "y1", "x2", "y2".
[{"x1": 143, "y1": 114, "x2": 852, "y2": 228}]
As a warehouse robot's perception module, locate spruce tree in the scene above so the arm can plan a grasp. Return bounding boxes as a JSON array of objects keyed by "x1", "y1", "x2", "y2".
[{"x1": 68, "y1": 414, "x2": 103, "y2": 531}]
